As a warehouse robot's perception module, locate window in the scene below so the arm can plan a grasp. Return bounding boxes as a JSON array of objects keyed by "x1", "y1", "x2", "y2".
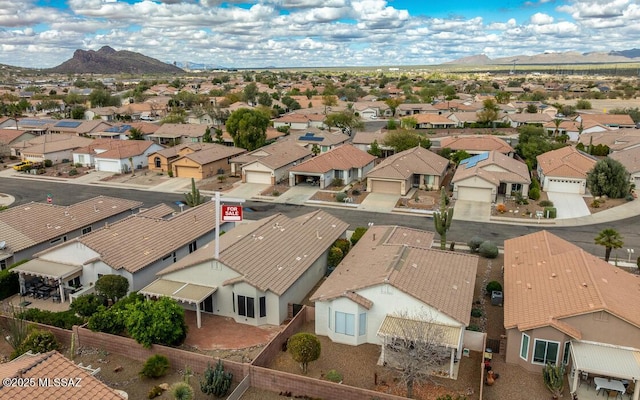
[
  {"x1": 334, "y1": 170, "x2": 343, "y2": 179},
  {"x1": 0, "y1": 259, "x2": 6, "y2": 271},
  {"x1": 68, "y1": 276, "x2": 80, "y2": 288},
  {"x1": 50, "y1": 235, "x2": 67, "y2": 245},
  {"x1": 335, "y1": 312, "x2": 355, "y2": 336},
  {"x1": 82, "y1": 226, "x2": 92, "y2": 235},
  {"x1": 359, "y1": 313, "x2": 366, "y2": 336},
  {"x1": 232, "y1": 292, "x2": 235, "y2": 312},
  {"x1": 533, "y1": 339, "x2": 559, "y2": 365},
  {"x1": 520, "y1": 333, "x2": 530, "y2": 360},
  {"x1": 237, "y1": 295, "x2": 255, "y2": 318},
  {"x1": 189, "y1": 241, "x2": 197, "y2": 253},
  {"x1": 562, "y1": 342, "x2": 571, "y2": 365},
  {"x1": 154, "y1": 157, "x2": 161, "y2": 168},
  {"x1": 328, "y1": 307, "x2": 331, "y2": 330},
  {"x1": 259, "y1": 296, "x2": 266, "y2": 318}
]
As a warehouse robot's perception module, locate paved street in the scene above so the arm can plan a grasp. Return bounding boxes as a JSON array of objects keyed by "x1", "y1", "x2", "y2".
[{"x1": 1, "y1": 176, "x2": 639, "y2": 259}]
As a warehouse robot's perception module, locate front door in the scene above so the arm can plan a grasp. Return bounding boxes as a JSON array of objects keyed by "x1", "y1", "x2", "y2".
[
  {"x1": 498, "y1": 183, "x2": 507, "y2": 195},
  {"x1": 201, "y1": 295, "x2": 214, "y2": 313}
]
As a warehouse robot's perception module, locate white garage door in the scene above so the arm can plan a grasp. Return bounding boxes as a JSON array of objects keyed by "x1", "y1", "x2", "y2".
[
  {"x1": 371, "y1": 180, "x2": 401, "y2": 194},
  {"x1": 95, "y1": 159, "x2": 121, "y2": 173},
  {"x1": 245, "y1": 170, "x2": 272, "y2": 184},
  {"x1": 457, "y1": 187, "x2": 493, "y2": 202},
  {"x1": 547, "y1": 179, "x2": 582, "y2": 194}
]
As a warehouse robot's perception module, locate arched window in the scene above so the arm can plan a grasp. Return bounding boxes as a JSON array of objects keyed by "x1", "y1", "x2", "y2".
[{"x1": 154, "y1": 157, "x2": 161, "y2": 168}]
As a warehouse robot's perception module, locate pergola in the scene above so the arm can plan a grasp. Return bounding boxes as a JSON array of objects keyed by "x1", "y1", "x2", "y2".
[
  {"x1": 139, "y1": 278, "x2": 217, "y2": 329},
  {"x1": 570, "y1": 340, "x2": 640, "y2": 400},
  {"x1": 13, "y1": 259, "x2": 83, "y2": 302}
]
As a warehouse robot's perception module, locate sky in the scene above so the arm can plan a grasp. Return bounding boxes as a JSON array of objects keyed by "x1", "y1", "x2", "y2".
[{"x1": 1, "y1": 0, "x2": 640, "y2": 69}]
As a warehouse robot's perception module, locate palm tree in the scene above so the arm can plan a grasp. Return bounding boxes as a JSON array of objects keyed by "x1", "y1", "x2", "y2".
[
  {"x1": 595, "y1": 228, "x2": 623, "y2": 262},
  {"x1": 552, "y1": 118, "x2": 563, "y2": 138}
]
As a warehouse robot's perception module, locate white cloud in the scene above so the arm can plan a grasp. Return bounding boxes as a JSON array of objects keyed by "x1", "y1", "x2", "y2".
[{"x1": 530, "y1": 12, "x2": 554, "y2": 24}]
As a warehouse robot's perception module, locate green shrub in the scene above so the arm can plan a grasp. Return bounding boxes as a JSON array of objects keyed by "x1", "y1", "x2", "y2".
[
  {"x1": 478, "y1": 241, "x2": 499, "y2": 259},
  {"x1": 167, "y1": 170, "x2": 173, "y2": 178},
  {"x1": 591, "y1": 199, "x2": 601, "y2": 208},
  {"x1": 467, "y1": 236, "x2": 484, "y2": 253},
  {"x1": 528, "y1": 187, "x2": 540, "y2": 200},
  {"x1": 271, "y1": 190, "x2": 280, "y2": 197},
  {"x1": 200, "y1": 360, "x2": 233, "y2": 398},
  {"x1": 75, "y1": 163, "x2": 83, "y2": 168},
  {"x1": 333, "y1": 238, "x2": 350, "y2": 256},
  {"x1": 538, "y1": 200, "x2": 554, "y2": 207},
  {"x1": 288, "y1": 333, "x2": 321, "y2": 374},
  {"x1": 544, "y1": 207, "x2": 557, "y2": 219},
  {"x1": 0, "y1": 268, "x2": 19, "y2": 300},
  {"x1": 87, "y1": 306, "x2": 126, "y2": 335},
  {"x1": 351, "y1": 189, "x2": 361, "y2": 196},
  {"x1": 18, "y1": 309, "x2": 84, "y2": 330},
  {"x1": 69, "y1": 294, "x2": 105, "y2": 318},
  {"x1": 325, "y1": 369, "x2": 343, "y2": 383},
  {"x1": 626, "y1": 194, "x2": 635, "y2": 201},
  {"x1": 140, "y1": 355, "x2": 170, "y2": 379},
  {"x1": 11, "y1": 328, "x2": 59, "y2": 359},
  {"x1": 486, "y1": 281, "x2": 503, "y2": 294},
  {"x1": 171, "y1": 382, "x2": 194, "y2": 400},
  {"x1": 44, "y1": 159, "x2": 53, "y2": 167},
  {"x1": 68, "y1": 168, "x2": 78, "y2": 176},
  {"x1": 327, "y1": 247, "x2": 344, "y2": 269},
  {"x1": 471, "y1": 308, "x2": 483, "y2": 318},
  {"x1": 332, "y1": 178, "x2": 344, "y2": 187},
  {"x1": 466, "y1": 324, "x2": 481, "y2": 332},
  {"x1": 336, "y1": 192, "x2": 347, "y2": 202},
  {"x1": 350, "y1": 227, "x2": 368, "y2": 246},
  {"x1": 148, "y1": 385, "x2": 163, "y2": 399}
]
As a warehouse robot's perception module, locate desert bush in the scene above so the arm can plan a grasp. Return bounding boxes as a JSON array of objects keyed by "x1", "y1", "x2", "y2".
[
  {"x1": 200, "y1": 360, "x2": 232, "y2": 398},
  {"x1": 528, "y1": 187, "x2": 540, "y2": 200},
  {"x1": 271, "y1": 190, "x2": 280, "y2": 197},
  {"x1": 75, "y1": 163, "x2": 83, "y2": 168},
  {"x1": 467, "y1": 236, "x2": 484, "y2": 252},
  {"x1": 168, "y1": 170, "x2": 173, "y2": 178},
  {"x1": 148, "y1": 386, "x2": 163, "y2": 399},
  {"x1": 140, "y1": 354, "x2": 170, "y2": 379},
  {"x1": 336, "y1": 192, "x2": 347, "y2": 202},
  {"x1": 327, "y1": 247, "x2": 344, "y2": 269},
  {"x1": 44, "y1": 159, "x2": 53, "y2": 167},
  {"x1": 333, "y1": 238, "x2": 350, "y2": 255},
  {"x1": 331, "y1": 178, "x2": 344, "y2": 187},
  {"x1": 466, "y1": 324, "x2": 481, "y2": 332},
  {"x1": 471, "y1": 308, "x2": 483, "y2": 318},
  {"x1": 486, "y1": 281, "x2": 503, "y2": 294},
  {"x1": 325, "y1": 369, "x2": 343, "y2": 383},
  {"x1": 591, "y1": 199, "x2": 601, "y2": 208},
  {"x1": 351, "y1": 189, "x2": 361, "y2": 196},
  {"x1": 68, "y1": 168, "x2": 78, "y2": 176},
  {"x1": 11, "y1": 328, "x2": 59, "y2": 359},
  {"x1": 171, "y1": 382, "x2": 194, "y2": 400},
  {"x1": 18, "y1": 308, "x2": 84, "y2": 330},
  {"x1": 288, "y1": 333, "x2": 321, "y2": 374},
  {"x1": 538, "y1": 200, "x2": 554, "y2": 207},
  {"x1": 626, "y1": 194, "x2": 635, "y2": 201},
  {"x1": 350, "y1": 227, "x2": 367, "y2": 246},
  {"x1": 479, "y1": 241, "x2": 499, "y2": 259}
]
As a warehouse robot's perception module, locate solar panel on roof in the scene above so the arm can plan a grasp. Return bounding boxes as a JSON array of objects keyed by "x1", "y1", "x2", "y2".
[
  {"x1": 55, "y1": 121, "x2": 82, "y2": 128},
  {"x1": 105, "y1": 124, "x2": 132, "y2": 133},
  {"x1": 299, "y1": 135, "x2": 323, "y2": 142},
  {"x1": 463, "y1": 152, "x2": 489, "y2": 169},
  {"x1": 19, "y1": 119, "x2": 49, "y2": 126}
]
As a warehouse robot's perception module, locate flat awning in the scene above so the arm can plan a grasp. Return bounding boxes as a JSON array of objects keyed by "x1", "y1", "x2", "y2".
[
  {"x1": 12, "y1": 259, "x2": 82, "y2": 280},
  {"x1": 571, "y1": 340, "x2": 640, "y2": 381},
  {"x1": 377, "y1": 315, "x2": 461, "y2": 349},
  {"x1": 139, "y1": 279, "x2": 217, "y2": 304}
]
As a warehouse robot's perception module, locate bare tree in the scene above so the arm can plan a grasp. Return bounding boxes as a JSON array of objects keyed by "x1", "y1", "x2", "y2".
[{"x1": 378, "y1": 311, "x2": 453, "y2": 398}]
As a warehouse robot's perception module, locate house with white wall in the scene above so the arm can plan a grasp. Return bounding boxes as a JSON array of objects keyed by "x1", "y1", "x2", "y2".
[{"x1": 73, "y1": 139, "x2": 164, "y2": 172}]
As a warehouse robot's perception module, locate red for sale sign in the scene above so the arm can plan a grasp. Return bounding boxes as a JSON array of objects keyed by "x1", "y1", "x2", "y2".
[{"x1": 221, "y1": 205, "x2": 243, "y2": 222}]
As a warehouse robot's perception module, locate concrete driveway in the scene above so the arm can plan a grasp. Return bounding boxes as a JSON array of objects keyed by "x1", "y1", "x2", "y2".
[
  {"x1": 452, "y1": 200, "x2": 491, "y2": 222},
  {"x1": 274, "y1": 185, "x2": 317, "y2": 205},
  {"x1": 359, "y1": 193, "x2": 399, "y2": 213},
  {"x1": 221, "y1": 183, "x2": 270, "y2": 200},
  {"x1": 546, "y1": 192, "x2": 591, "y2": 219}
]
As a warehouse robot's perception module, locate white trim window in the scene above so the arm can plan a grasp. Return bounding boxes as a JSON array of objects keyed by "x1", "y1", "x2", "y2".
[
  {"x1": 533, "y1": 339, "x2": 559, "y2": 365},
  {"x1": 562, "y1": 341, "x2": 571, "y2": 365},
  {"x1": 335, "y1": 311, "x2": 355, "y2": 336},
  {"x1": 520, "y1": 333, "x2": 530, "y2": 361},
  {"x1": 359, "y1": 313, "x2": 366, "y2": 336}
]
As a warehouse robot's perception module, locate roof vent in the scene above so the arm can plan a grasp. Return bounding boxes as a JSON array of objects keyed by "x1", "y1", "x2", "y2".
[
  {"x1": 582, "y1": 282, "x2": 588, "y2": 287},
  {"x1": 551, "y1": 273, "x2": 557, "y2": 278},
  {"x1": 526, "y1": 283, "x2": 532, "y2": 289}
]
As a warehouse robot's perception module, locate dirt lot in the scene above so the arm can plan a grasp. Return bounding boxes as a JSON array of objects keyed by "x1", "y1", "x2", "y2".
[{"x1": 308, "y1": 181, "x2": 370, "y2": 204}]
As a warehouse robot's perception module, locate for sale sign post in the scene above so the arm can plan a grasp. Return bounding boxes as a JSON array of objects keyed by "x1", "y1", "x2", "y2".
[{"x1": 221, "y1": 205, "x2": 243, "y2": 222}]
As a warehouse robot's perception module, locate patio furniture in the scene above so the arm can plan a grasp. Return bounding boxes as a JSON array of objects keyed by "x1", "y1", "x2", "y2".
[
  {"x1": 594, "y1": 377, "x2": 625, "y2": 399},
  {"x1": 579, "y1": 371, "x2": 591, "y2": 390}
]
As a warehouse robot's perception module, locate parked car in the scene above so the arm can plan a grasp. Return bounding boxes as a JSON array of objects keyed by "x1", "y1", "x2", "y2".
[{"x1": 13, "y1": 161, "x2": 33, "y2": 171}]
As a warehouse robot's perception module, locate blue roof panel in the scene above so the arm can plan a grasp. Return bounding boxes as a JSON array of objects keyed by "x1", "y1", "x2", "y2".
[{"x1": 54, "y1": 120, "x2": 82, "y2": 128}]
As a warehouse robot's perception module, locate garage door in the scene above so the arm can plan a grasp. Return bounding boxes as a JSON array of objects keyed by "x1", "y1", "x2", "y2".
[
  {"x1": 245, "y1": 170, "x2": 272, "y2": 184},
  {"x1": 175, "y1": 166, "x2": 201, "y2": 179},
  {"x1": 95, "y1": 159, "x2": 121, "y2": 173},
  {"x1": 457, "y1": 187, "x2": 493, "y2": 202},
  {"x1": 547, "y1": 179, "x2": 581, "y2": 194},
  {"x1": 371, "y1": 180, "x2": 401, "y2": 194}
]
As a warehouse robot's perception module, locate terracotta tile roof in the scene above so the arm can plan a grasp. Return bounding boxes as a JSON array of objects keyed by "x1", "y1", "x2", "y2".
[
  {"x1": 0, "y1": 129, "x2": 29, "y2": 144},
  {"x1": 609, "y1": 147, "x2": 640, "y2": 174},
  {"x1": 578, "y1": 129, "x2": 640, "y2": 151},
  {"x1": 579, "y1": 113, "x2": 635, "y2": 126},
  {"x1": 230, "y1": 140, "x2": 311, "y2": 169},
  {"x1": 310, "y1": 226, "x2": 478, "y2": 325},
  {"x1": 158, "y1": 210, "x2": 348, "y2": 295},
  {"x1": 414, "y1": 114, "x2": 457, "y2": 125},
  {"x1": 351, "y1": 131, "x2": 387, "y2": 146},
  {"x1": 150, "y1": 142, "x2": 210, "y2": 158},
  {"x1": 506, "y1": 113, "x2": 553, "y2": 123},
  {"x1": 20, "y1": 137, "x2": 95, "y2": 156},
  {"x1": 12, "y1": 133, "x2": 76, "y2": 151},
  {"x1": 0, "y1": 196, "x2": 142, "y2": 254},
  {"x1": 439, "y1": 135, "x2": 514, "y2": 154},
  {"x1": 290, "y1": 144, "x2": 375, "y2": 174},
  {"x1": 274, "y1": 114, "x2": 311, "y2": 123},
  {"x1": 0, "y1": 351, "x2": 125, "y2": 399},
  {"x1": 536, "y1": 146, "x2": 597, "y2": 178},
  {"x1": 366, "y1": 146, "x2": 449, "y2": 180},
  {"x1": 74, "y1": 139, "x2": 156, "y2": 160},
  {"x1": 153, "y1": 123, "x2": 208, "y2": 138},
  {"x1": 504, "y1": 230, "x2": 640, "y2": 335},
  {"x1": 452, "y1": 151, "x2": 531, "y2": 185},
  {"x1": 177, "y1": 144, "x2": 245, "y2": 165},
  {"x1": 74, "y1": 202, "x2": 219, "y2": 274}
]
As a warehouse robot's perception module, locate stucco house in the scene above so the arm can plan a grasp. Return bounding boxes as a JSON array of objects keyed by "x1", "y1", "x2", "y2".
[
  {"x1": 17, "y1": 136, "x2": 94, "y2": 164},
  {"x1": 12, "y1": 202, "x2": 232, "y2": 303},
  {"x1": 536, "y1": 146, "x2": 597, "y2": 194},
  {"x1": 73, "y1": 139, "x2": 164, "y2": 173},
  {"x1": 502, "y1": 113, "x2": 553, "y2": 128},
  {"x1": 438, "y1": 135, "x2": 515, "y2": 157},
  {"x1": 147, "y1": 142, "x2": 215, "y2": 174},
  {"x1": 577, "y1": 113, "x2": 636, "y2": 129},
  {"x1": 229, "y1": 140, "x2": 312, "y2": 184},
  {"x1": 366, "y1": 146, "x2": 449, "y2": 195},
  {"x1": 148, "y1": 123, "x2": 208, "y2": 145},
  {"x1": 140, "y1": 210, "x2": 348, "y2": 328},
  {"x1": 311, "y1": 225, "x2": 478, "y2": 379},
  {"x1": 351, "y1": 131, "x2": 395, "y2": 158},
  {"x1": 171, "y1": 143, "x2": 246, "y2": 179},
  {"x1": 0, "y1": 196, "x2": 142, "y2": 269},
  {"x1": 609, "y1": 147, "x2": 640, "y2": 188},
  {"x1": 504, "y1": 230, "x2": 640, "y2": 400},
  {"x1": 542, "y1": 119, "x2": 609, "y2": 142},
  {"x1": 291, "y1": 129, "x2": 350, "y2": 152},
  {"x1": 413, "y1": 113, "x2": 458, "y2": 129},
  {"x1": 451, "y1": 151, "x2": 531, "y2": 203},
  {"x1": 289, "y1": 144, "x2": 376, "y2": 189},
  {"x1": 0, "y1": 129, "x2": 35, "y2": 158}
]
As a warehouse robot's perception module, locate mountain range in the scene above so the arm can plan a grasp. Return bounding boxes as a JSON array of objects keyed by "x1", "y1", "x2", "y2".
[
  {"x1": 445, "y1": 49, "x2": 640, "y2": 65},
  {"x1": 47, "y1": 46, "x2": 184, "y2": 74}
]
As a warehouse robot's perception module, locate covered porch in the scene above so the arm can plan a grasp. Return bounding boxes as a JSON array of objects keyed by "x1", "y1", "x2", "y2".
[
  {"x1": 570, "y1": 341, "x2": 640, "y2": 400},
  {"x1": 139, "y1": 278, "x2": 217, "y2": 329},
  {"x1": 12, "y1": 259, "x2": 83, "y2": 303},
  {"x1": 376, "y1": 315, "x2": 462, "y2": 380}
]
